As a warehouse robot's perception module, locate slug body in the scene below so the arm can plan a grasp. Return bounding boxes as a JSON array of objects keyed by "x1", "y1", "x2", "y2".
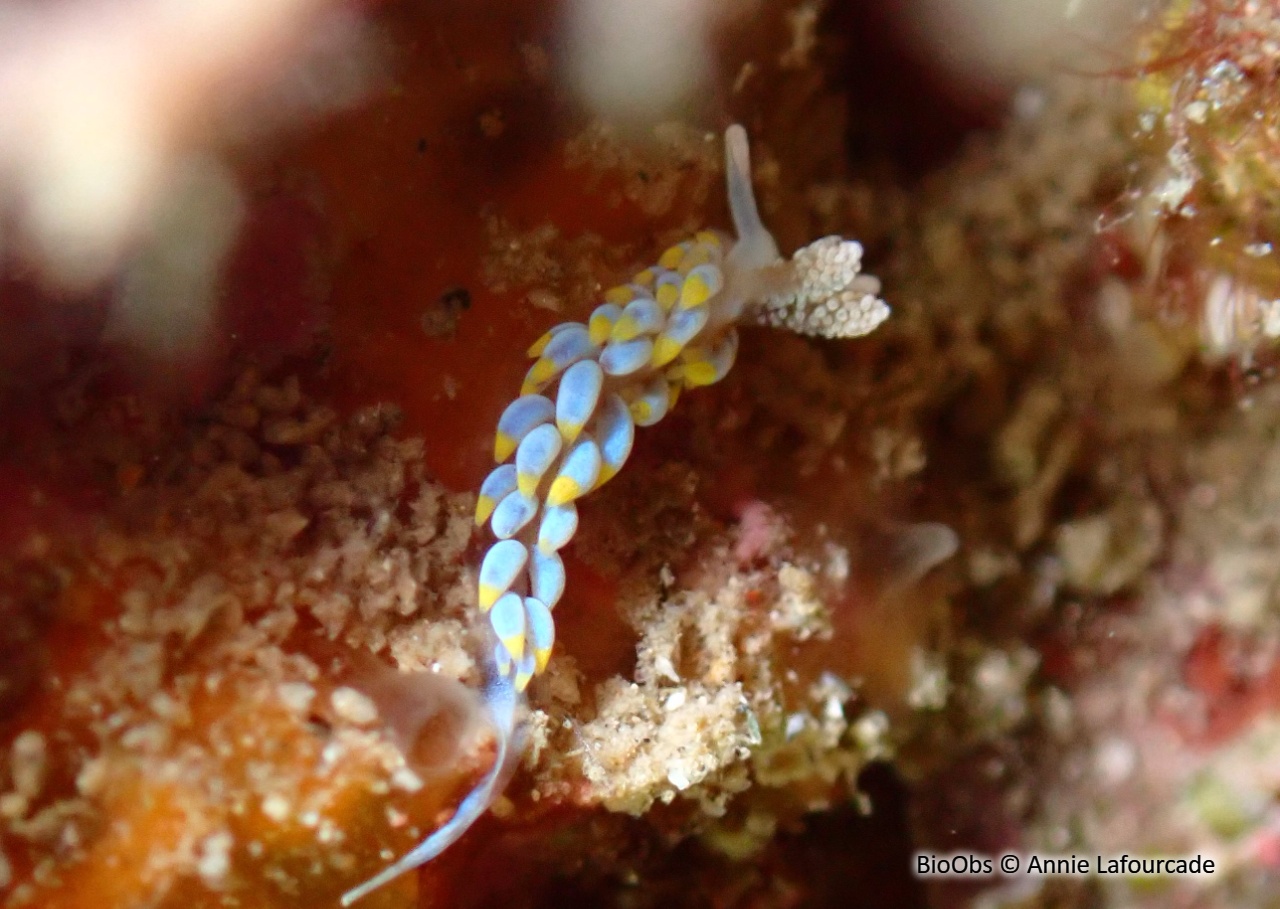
[{"x1": 341, "y1": 125, "x2": 889, "y2": 906}]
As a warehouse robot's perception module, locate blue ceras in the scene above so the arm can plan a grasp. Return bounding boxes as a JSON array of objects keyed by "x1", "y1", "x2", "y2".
[{"x1": 340, "y1": 123, "x2": 890, "y2": 905}]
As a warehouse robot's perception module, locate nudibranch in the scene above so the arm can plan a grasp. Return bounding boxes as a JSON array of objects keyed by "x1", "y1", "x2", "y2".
[{"x1": 340, "y1": 124, "x2": 889, "y2": 905}]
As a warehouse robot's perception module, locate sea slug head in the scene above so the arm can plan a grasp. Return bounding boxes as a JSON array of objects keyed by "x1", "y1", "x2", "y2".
[{"x1": 719, "y1": 124, "x2": 890, "y2": 341}]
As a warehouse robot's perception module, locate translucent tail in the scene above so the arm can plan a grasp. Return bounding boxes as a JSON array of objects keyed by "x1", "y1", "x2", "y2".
[{"x1": 340, "y1": 675, "x2": 525, "y2": 906}]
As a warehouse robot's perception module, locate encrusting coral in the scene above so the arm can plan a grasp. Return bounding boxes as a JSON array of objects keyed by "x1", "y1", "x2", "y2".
[{"x1": 341, "y1": 123, "x2": 890, "y2": 905}]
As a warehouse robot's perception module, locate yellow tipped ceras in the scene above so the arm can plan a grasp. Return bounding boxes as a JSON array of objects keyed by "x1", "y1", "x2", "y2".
[{"x1": 341, "y1": 123, "x2": 893, "y2": 907}]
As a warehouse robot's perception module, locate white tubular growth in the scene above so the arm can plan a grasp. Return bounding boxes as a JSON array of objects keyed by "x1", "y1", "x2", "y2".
[
  {"x1": 724, "y1": 124, "x2": 781, "y2": 272},
  {"x1": 748, "y1": 235, "x2": 890, "y2": 338}
]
